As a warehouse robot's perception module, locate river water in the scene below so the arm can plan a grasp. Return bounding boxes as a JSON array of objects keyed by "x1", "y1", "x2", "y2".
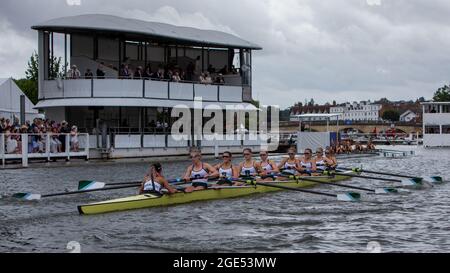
[{"x1": 1, "y1": 146, "x2": 449, "y2": 253}]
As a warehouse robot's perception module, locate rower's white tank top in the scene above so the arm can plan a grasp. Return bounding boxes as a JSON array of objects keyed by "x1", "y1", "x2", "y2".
[
  {"x1": 143, "y1": 179, "x2": 162, "y2": 192},
  {"x1": 219, "y1": 164, "x2": 233, "y2": 178}
]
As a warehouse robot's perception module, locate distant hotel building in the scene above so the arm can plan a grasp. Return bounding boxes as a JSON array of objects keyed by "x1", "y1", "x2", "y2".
[
  {"x1": 290, "y1": 101, "x2": 381, "y2": 122},
  {"x1": 330, "y1": 101, "x2": 381, "y2": 121}
]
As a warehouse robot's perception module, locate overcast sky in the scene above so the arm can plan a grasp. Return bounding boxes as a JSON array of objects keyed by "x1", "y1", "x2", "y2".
[{"x1": 1, "y1": 0, "x2": 450, "y2": 108}]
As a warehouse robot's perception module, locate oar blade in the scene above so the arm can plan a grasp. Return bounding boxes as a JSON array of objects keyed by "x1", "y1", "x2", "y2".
[
  {"x1": 12, "y1": 193, "x2": 42, "y2": 201},
  {"x1": 374, "y1": 188, "x2": 399, "y2": 194},
  {"x1": 337, "y1": 192, "x2": 361, "y2": 202},
  {"x1": 78, "y1": 180, "x2": 106, "y2": 191},
  {"x1": 401, "y1": 178, "x2": 423, "y2": 187},
  {"x1": 422, "y1": 176, "x2": 444, "y2": 184}
]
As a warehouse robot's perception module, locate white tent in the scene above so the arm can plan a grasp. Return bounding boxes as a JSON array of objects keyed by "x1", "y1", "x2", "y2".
[{"x1": 0, "y1": 78, "x2": 40, "y2": 121}]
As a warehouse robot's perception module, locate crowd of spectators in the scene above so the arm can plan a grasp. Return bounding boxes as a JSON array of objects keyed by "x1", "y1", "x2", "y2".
[
  {"x1": 67, "y1": 56, "x2": 238, "y2": 85},
  {"x1": 0, "y1": 117, "x2": 80, "y2": 154},
  {"x1": 330, "y1": 139, "x2": 376, "y2": 154}
]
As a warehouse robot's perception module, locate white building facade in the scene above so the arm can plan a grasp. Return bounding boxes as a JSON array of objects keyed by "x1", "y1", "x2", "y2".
[
  {"x1": 422, "y1": 102, "x2": 450, "y2": 147},
  {"x1": 330, "y1": 101, "x2": 381, "y2": 121}
]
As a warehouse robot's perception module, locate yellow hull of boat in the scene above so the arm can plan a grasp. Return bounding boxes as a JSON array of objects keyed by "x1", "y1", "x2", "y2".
[{"x1": 78, "y1": 175, "x2": 350, "y2": 215}]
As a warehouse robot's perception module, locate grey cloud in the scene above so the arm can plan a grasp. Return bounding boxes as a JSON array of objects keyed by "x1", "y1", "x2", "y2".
[{"x1": 1, "y1": 0, "x2": 450, "y2": 107}]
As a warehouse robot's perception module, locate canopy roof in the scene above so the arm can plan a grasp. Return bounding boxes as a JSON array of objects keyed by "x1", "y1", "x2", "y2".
[
  {"x1": 291, "y1": 113, "x2": 340, "y2": 119},
  {"x1": 34, "y1": 98, "x2": 257, "y2": 110},
  {"x1": 32, "y1": 14, "x2": 262, "y2": 50}
]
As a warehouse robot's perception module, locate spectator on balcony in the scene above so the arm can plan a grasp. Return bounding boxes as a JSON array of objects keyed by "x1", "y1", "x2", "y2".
[
  {"x1": 207, "y1": 64, "x2": 215, "y2": 74},
  {"x1": 199, "y1": 73, "x2": 206, "y2": 84},
  {"x1": 230, "y1": 65, "x2": 238, "y2": 74},
  {"x1": 172, "y1": 71, "x2": 181, "y2": 82},
  {"x1": 219, "y1": 65, "x2": 228, "y2": 75},
  {"x1": 5, "y1": 130, "x2": 18, "y2": 154},
  {"x1": 144, "y1": 65, "x2": 152, "y2": 79},
  {"x1": 96, "y1": 62, "x2": 106, "y2": 79},
  {"x1": 119, "y1": 64, "x2": 131, "y2": 79},
  {"x1": 186, "y1": 61, "x2": 195, "y2": 81},
  {"x1": 68, "y1": 65, "x2": 81, "y2": 79},
  {"x1": 134, "y1": 66, "x2": 143, "y2": 79},
  {"x1": 194, "y1": 56, "x2": 201, "y2": 80},
  {"x1": 179, "y1": 70, "x2": 186, "y2": 81},
  {"x1": 165, "y1": 69, "x2": 173, "y2": 81},
  {"x1": 155, "y1": 66, "x2": 165, "y2": 80},
  {"x1": 50, "y1": 128, "x2": 62, "y2": 153},
  {"x1": 215, "y1": 73, "x2": 225, "y2": 85},
  {"x1": 59, "y1": 120, "x2": 71, "y2": 152},
  {"x1": 204, "y1": 72, "x2": 213, "y2": 84},
  {"x1": 70, "y1": 125, "x2": 79, "y2": 152},
  {"x1": 85, "y1": 69, "x2": 94, "y2": 79}
]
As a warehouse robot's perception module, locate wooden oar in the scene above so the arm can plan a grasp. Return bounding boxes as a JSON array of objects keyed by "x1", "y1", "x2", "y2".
[
  {"x1": 338, "y1": 167, "x2": 443, "y2": 184},
  {"x1": 240, "y1": 179, "x2": 361, "y2": 202},
  {"x1": 12, "y1": 184, "x2": 142, "y2": 201},
  {"x1": 278, "y1": 174, "x2": 398, "y2": 194}
]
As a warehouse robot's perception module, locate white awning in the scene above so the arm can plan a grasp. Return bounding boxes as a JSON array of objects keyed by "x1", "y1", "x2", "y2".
[
  {"x1": 290, "y1": 113, "x2": 340, "y2": 119},
  {"x1": 34, "y1": 98, "x2": 257, "y2": 110}
]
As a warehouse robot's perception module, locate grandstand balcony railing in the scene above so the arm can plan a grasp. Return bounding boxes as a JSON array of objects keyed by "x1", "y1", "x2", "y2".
[
  {"x1": 40, "y1": 77, "x2": 251, "y2": 103},
  {"x1": 1, "y1": 133, "x2": 89, "y2": 167}
]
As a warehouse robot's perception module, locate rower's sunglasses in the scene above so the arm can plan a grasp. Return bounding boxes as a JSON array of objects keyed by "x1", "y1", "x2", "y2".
[
  {"x1": 243, "y1": 153, "x2": 251, "y2": 156},
  {"x1": 304, "y1": 152, "x2": 311, "y2": 155},
  {"x1": 190, "y1": 155, "x2": 200, "y2": 159},
  {"x1": 222, "y1": 155, "x2": 230, "y2": 158},
  {"x1": 260, "y1": 153, "x2": 268, "y2": 156},
  {"x1": 288, "y1": 153, "x2": 295, "y2": 155}
]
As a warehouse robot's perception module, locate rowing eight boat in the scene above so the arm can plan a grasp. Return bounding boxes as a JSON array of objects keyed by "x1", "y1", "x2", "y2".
[{"x1": 78, "y1": 175, "x2": 351, "y2": 215}]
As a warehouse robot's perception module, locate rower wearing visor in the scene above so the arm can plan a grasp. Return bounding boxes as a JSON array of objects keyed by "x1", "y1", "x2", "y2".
[
  {"x1": 183, "y1": 150, "x2": 218, "y2": 193},
  {"x1": 139, "y1": 163, "x2": 178, "y2": 195}
]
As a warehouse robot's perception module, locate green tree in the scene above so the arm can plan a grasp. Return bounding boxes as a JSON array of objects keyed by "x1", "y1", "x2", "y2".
[
  {"x1": 382, "y1": 110, "x2": 400, "y2": 122},
  {"x1": 433, "y1": 85, "x2": 450, "y2": 102},
  {"x1": 13, "y1": 51, "x2": 64, "y2": 104}
]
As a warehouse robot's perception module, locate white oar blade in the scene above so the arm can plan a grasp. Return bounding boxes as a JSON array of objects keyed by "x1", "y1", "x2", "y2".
[
  {"x1": 337, "y1": 192, "x2": 361, "y2": 202},
  {"x1": 374, "y1": 188, "x2": 398, "y2": 194},
  {"x1": 12, "y1": 193, "x2": 42, "y2": 201},
  {"x1": 422, "y1": 176, "x2": 444, "y2": 184},
  {"x1": 401, "y1": 178, "x2": 423, "y2": 187},
  {"x1": 78, "y1": 180, "x2": 106, "y2": 191}
]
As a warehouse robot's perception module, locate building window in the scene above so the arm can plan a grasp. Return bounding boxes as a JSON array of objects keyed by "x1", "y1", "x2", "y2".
[
  {"x1": 425, "y1": 105, "x2": 438, "y2": 113},
  {"x1": 425, "y1": 125, "x2": 440, "y2": 134},
  {"x1": 442, "y1": 105, "x2": 450, "y2": 113},
  {"x1": 442, "y1": 125, "x2": 450, "y2": 134}
]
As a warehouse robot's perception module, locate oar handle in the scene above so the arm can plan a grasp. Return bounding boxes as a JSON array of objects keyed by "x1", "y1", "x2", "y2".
[{"x1": 340, "y1": 167, "x2": 419, "y2": 179}]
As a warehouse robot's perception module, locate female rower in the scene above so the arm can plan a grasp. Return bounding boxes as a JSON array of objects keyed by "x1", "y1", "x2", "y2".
[
  {"x1": 238, "y1": 148, "x2": 260, "y2": 177},
  {"x1": 213, "y1": 151, "x2": 238, "y2": 185},
  {"x1": 139, "y1": 163, "x2": 178, "y2": 194},
  {"x1": 278, "y1": 147, "x2": 301, "y2": 176},
  {"x1": 182, "y1": 150, "x2": 218, "y2": 193},
  {"x1": 298, "y1": 148, "x2": 316, "y2": 176},
  {"x1": 313, "y1": 147, "x2": 334, "y2": 175},
  {"x1": 324, "y1": 147, "x2": 338, "y2": 170},
  {"x1": 258, "y1": 149, "x2": 279, "y2": 177}
]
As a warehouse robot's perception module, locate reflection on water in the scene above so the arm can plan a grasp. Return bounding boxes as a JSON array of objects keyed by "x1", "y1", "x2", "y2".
[{"x1": 1, "y1": 146, "x2": 449, "y2": 252}]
